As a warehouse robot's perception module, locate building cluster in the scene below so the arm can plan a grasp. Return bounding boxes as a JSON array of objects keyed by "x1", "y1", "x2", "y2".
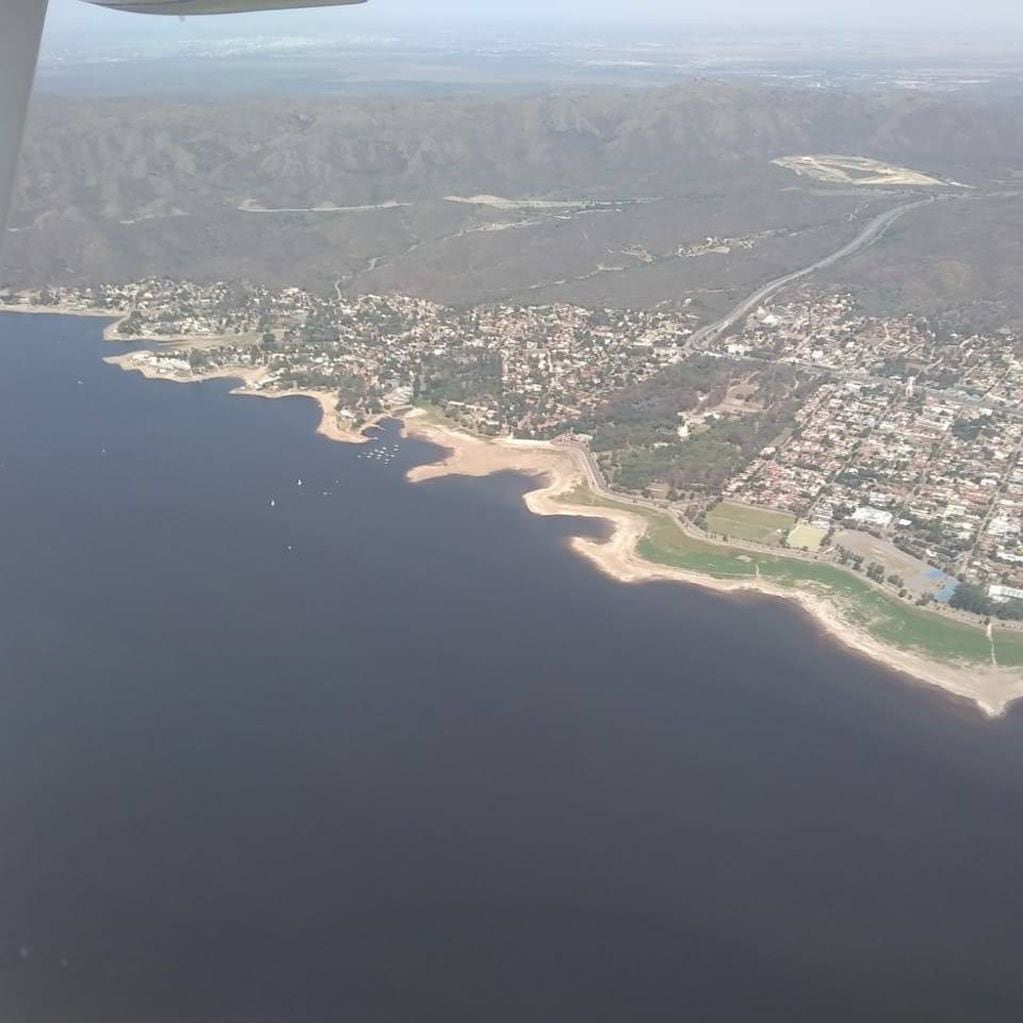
[
  {"x1": 719, "y1": 291, "x2": 1023, "y2": 597},
  {"x1": 13, "y1": 278, "x2": 1023, "y2": 602},
  {"x1": 10, "y1": 280, "x2": 699, "y2": 436},
  {"x1": 711, "y1": 289, "x2": 1023, "y2": 404}
]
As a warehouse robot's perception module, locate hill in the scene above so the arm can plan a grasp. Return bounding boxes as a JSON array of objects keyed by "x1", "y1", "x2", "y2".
[{"x1": 5, "y1": 82, "x2": 1023, "y2": 315}]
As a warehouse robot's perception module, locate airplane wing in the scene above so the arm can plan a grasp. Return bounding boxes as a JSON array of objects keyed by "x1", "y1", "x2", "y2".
[
  {"x1": 0, "y1": 0, "x2": 367, "y2": 246},
  {"x1": 1, "y1": 0, "x2": 51, "y2": 245},
  {"x1": 86, "y1": 0, "x2": 365, "y2": 16}
]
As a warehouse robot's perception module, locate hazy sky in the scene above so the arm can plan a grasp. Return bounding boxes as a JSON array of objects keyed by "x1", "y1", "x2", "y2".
[{"x1": 43, "y1": 0, "x2": 1023, "y2": 36}]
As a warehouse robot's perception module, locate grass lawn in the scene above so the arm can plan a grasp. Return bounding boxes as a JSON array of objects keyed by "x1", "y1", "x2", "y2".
[
  {"x1": 411, "y1": 403, "x2": 462, "y2": 428},
  {"x1": 705, "y1": 501, "x2": 796, "y2": 545},
  {"x1": 559, "y1": 485, "x2": 1023, "y2": 670}
]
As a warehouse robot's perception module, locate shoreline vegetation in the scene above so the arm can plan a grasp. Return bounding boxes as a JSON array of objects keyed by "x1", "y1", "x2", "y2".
[
  {"x1": 6, "y1": 303, "x2": 1023, "y2": 716},
  {"x1": 403, "y1": 412, "x2": 1023, "y2": 718}
]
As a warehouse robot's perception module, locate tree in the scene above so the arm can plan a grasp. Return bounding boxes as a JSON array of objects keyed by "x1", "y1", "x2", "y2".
[
  {"x1": 949, "y1": 582, "x2": 991, "y2": 616},
  {"x1": 117, "y1": 312, "x2": 143, "y2": 336}
]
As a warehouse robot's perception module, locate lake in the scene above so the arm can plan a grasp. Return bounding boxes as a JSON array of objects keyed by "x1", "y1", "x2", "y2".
[{"x1": 3, "y1": 312, "x2": 1023, "y2": 1022}]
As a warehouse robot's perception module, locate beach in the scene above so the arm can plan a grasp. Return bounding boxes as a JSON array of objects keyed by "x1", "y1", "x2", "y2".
[
  {"x1": 403, "y1": 412, "x2": 1023, "y2": 717},
  {"x1": 99, "y1": 348, "x2": 1023, "y2": 715},
  {"x1": 88, "y1": 343, "x2": 1023, "y2": 716}
]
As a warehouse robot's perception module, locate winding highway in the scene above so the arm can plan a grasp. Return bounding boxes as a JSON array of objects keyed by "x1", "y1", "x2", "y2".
[
  {"x1": 555, "y1": 191, "x2": 958, "y2": 556},
  {"x1": 687, "y1": 194, "x2": 945, "y2": 349}
]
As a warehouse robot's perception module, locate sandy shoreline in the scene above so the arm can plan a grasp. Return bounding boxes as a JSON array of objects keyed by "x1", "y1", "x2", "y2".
[
  {"x1": 402, "y1": 413, "x2": 1023, "y2": 717},
  {"x1": 57, "y1": 320, "x2": 1023, "y2": 717}
]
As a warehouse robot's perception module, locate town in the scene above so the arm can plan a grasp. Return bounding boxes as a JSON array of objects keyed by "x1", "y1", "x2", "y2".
[
  {"x1": 6, "y1": 277, "x2": 1023, "y2": 621},
  {"x1": 715, "y1": 291, "x2": 1023, "y2": 614}
]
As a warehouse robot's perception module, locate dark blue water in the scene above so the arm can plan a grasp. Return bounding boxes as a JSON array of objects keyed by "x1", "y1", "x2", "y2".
[{"x1": 3, "y1": 313, "x2": 1023, "y2": 1022}]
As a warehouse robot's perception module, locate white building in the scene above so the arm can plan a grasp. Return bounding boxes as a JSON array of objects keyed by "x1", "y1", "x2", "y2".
[{"x1": 851, "y1": 506, "x2": 894, "y2": 529}]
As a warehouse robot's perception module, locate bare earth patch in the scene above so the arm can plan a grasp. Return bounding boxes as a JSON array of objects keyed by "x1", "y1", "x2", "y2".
[{"x1": 773, "y1": 155, "x2": 946, "y2": 187}]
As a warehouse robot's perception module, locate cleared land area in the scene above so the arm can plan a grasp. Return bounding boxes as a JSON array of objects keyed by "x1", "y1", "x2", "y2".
[
  {"x1": 835, "y1": 529, "x2": 954, "y2": 600},
  {"x1": 238, "y1": 199, "x2": 411, "y2": 214},
  {"x1": 442, "y1": 195, "x2": 638, "y2": 210},
  {"x1": 706, "y1": 502, "x2": 795, "y2": 545},
  {"x1": 772, "y1": 155, "x2": 946, "y2": 187}
]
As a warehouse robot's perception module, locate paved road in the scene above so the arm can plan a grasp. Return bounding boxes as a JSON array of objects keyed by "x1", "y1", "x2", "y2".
[
  {"x1": 560, "y1": 196, "x2": 948, "y2": 522},
  {"x1": 687, "y1": 195, "x2": 943, "y2": 349},
  {"x1": 552, "y1": 190, "x2": 1021, "y2": 629}
]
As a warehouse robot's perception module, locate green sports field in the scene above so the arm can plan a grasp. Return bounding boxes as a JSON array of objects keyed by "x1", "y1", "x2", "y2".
[{"x1": 705, "y1": 501, "x2": 796, "y2": 545}]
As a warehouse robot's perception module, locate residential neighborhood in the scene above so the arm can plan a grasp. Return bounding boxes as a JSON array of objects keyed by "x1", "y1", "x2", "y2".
[{"x1": 8, "y1": 278, "x2": 1023, "y2": 617}]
